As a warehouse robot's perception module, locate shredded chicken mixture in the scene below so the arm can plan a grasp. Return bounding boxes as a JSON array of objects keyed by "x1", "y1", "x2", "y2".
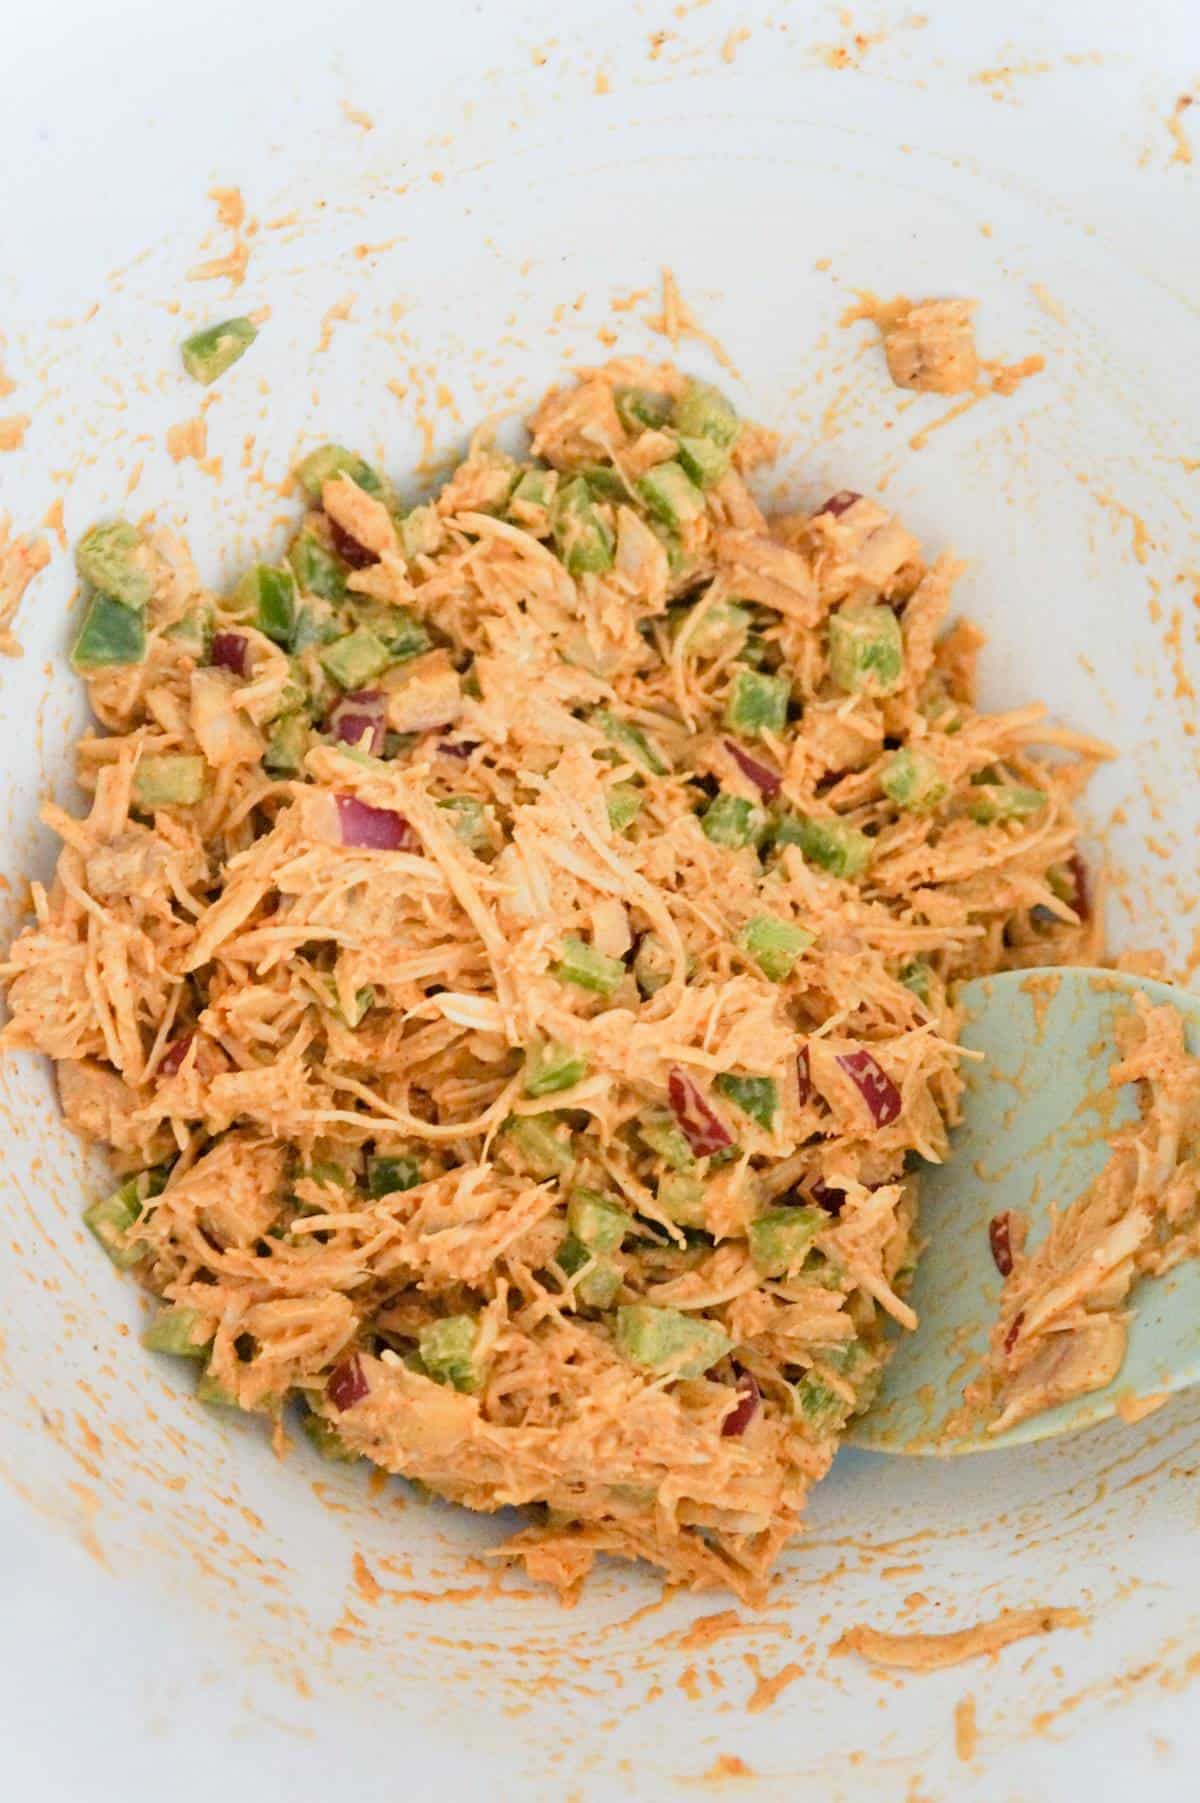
[
  {"x1": 966, "y1": 996, "x2": 1200, "y2": 1436},
  {"x1": 0, "y1": 358, "x2": 1105, "y2": 1602}
]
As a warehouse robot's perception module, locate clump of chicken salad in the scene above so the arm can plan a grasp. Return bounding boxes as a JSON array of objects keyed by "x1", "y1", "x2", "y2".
[{"x1": 0, "y1": 357, "x2": 1106, "y2": 1602}]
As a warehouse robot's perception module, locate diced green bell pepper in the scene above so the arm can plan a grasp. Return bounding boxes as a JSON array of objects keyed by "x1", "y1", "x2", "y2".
[
  {"x1": 76, "y1": 520, "x2": 153, "y2": 610},
  {"x1": 288, "y1": 534, "x2": 347, "y2": 601},
  {"x1": 615, "y1": 1304, "x2": 732, "y2": 1379},
  {"x1": 638, "y1": 1109, "x2": 695, "y2": 1171},
  {"x1": 508, "y1": 467, "x2": 559, "y2": 532},
  {"x1": 901, "y1": 960, "x2": 932, "y2": 1004},
  {"x1": 398, "y1": 505, "x2": 443, "y2": 560},
  {"x1": 673, "y1": 379, "x2": 740, "y2": 448},
  {"x1": 523, "y1": 1044, "x2": 589, "y2": 1097},
  {"x1": 567, "y1": 1188, "x2": 631, "y2": 1253},
  {"x1": 737, "y1": 914, "x2": 814, "y2": 982},
  {"x1": 657, "y1": 1172, "x2": 707, "y2": 1228},
  {"x1": 636, "y1": 461, "x2": 706, "y2": 529},
  {"x1": 264, "y1": 712, "x2": 310, "y2": 775},
  {"x1": 234, "y1": 563, "x2": 296, "y2": 647},
  {"x1": 616, "y1": 388, "x2": 672, "y2": 432},
  {"x1": 72, "y1": 591, "x2": 147, "y2": 669},
  {"x1": 633, "y1": 933, "x2": 673, "y2": 996},
  {"x1": 142, "y1": 1305, "x2": 211, "y2": 1357},
  {"x1": 320, "y1": 625, "x2": 392, "y2": 690},
  {"x1": 134, "y1": 754, "x2": 207, "y2": 809},
  {"x1": 558, "y1": 1235, "x2": 623, "y2": 1308},
  {"x1": 828, "y1": 603, "x2": 904, "y2": 696},
  {"x1": 793, "y1": 1372, "x2": 847, "y2": 1431},
  {"x1": 553, "y1": 476, "x2": 615, "y2": 576},
  {"x1": 438, "y1": 795, "x2": 490, "y2": 853},
  {"x1": 881, "y1": 746, "x2": 948, "y2": 813},
  {"x1": 776, "y1": 814, "x2": 872, "y2": 880},
  {"x1": 302, "y1": 1413, "x2": 360, "y2": 1461},
  {"x1": 676, "y1": 434, "x2": 731, "y2": 489},
  {"x1": 714, "y1": 1073, "x2": 778, "y2": 1131},
  {"x1": 606, "y1": 784, "x2": 643, "y2": 833},
  {"x1": 700, "y1": 793, "x2": 766, "y2": 849},
  {"x1": 724, "y1": 668, "x2": 789, "y2": 737},
  {"x1": 295, "y1": 443, "x2": 385, "y2": 501},
  {"x1": 367, "y1": 1153, "x2": 422, "y2": 1197},
  {"x1": 553, "y1": 936, "x2": 625, "y2": 998},
  {"x1": 165, "y1": 605, "x2": 213, "y2": 661},
  {"x1": 195, "y1": 1370, "x2": 238, "y2": 1408},
  {"x1": 594, "y1": 710, "x2": 669, "y2": 776},
  {"x1": 418, "y1": 1314, "x2": 481, "y2": 1392},
  {"x1": 678, "y1": 598, "x2": 750, "y2": 658},
  {"x1": 748, "y1": 1205, "x2": 824, "y2": 1276},
  {"x1": 181, "y1": 316, "x2": 257, "y2": 385},
  {"x1": 355, "y1": 603, "x2": 432, "y2": 662}
]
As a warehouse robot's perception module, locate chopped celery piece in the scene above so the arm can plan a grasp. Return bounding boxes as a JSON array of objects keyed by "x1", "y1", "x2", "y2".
[
  {"x1": 508, "y1": 467, "x2": 559, "y2": 532},
  {"x1": 438, "y1": 795, "x2": 490, "y2": 853},
  {"x1": 793, "y1": 1372, "x2": 847, "y2": 1431},
  {"x1": 636, "y1": 461, "x2": 706, "y2": 529},
  {"x1": 553, "y1": 476, "x2": 615, "y2": 576},
  {"x1": 700, "y1": 793, "x2": 766, "y2": 849},
  {"x1": 606, "y1": 784, "x2": 643, "y2": 833},
  {"x1": 418, "y1": 1314, "x2": 481, "y2": 1393},
  {"x1": 264, "y1": 712, "x2": 310, "y2": 775},
  {"x1": 234, "y1": 563, "x2": 296, "y2": 647},
  {"x1": 288, "y1": 534, "x2": 347, "y2": 601},
  {"x1": 83, "y1": 1181, "x2": 147, "y2": 1269},
  {"x1": 714, "y1": 1073, "x2": 778, "y2": 1131},
  {"x1": 657, "y1": 1172, "x2": 707, "y2": 1228},
  {"x1": 367, "y1": 1154, "x2": 422, "y2": 1197},
  {"x1": 738, "y1": 914, "x2": 814, "y2": 982},
  {"x1": 633, "y1": 933, "x2": 673, "y2": 996},
  {"x1": 616, "y1": 387, "x2": 672, "y2": 432},
  {"x1": 398, "y1": 505, "x2": 442, "y2": 560},
  {"x1": 523, "y1": 1043, "x2": 589, "y2": 1097},
  {"x1": 967, "y1": 783, "x2": 1047, "y2": 825},
  {"x1": 133, "y1": 754, "x2": 206, "y2": 809},
  {"x1": 76, "y1": 520, "x2": 153, "y2": 610},
  {"x1": 673, "y1": 378, "x2": 740, "y2": 448},
  {"x1": 676, "y1": 434, "x2": 731, "y2": 489},
  {"x1": 723, "y1": 668, "x2": 789, "y2": 737},
  {"x1": 749, "y1": 1205, "x2": 824, "y2": 1277},
  {"x1": 638, "y1": 1109, "x2": 695, "y2": 1171},
  {"x1": 302, "y1": 1413, "x2": 360, "y2": 1462},
  {"x1": 567, "y1": 1188, "x2": 631, "y2": 1253},
  {"x1": 615, "y1": 1304, "x2": 732, "y2": 1379},
  {"x1": 680, "y1": 598, "x2": 750, "y2": 658},
  {"x1": 165, "y1": 605, "x2": 213, "y2": 661},
  {"x1": 320, "y1": 625, "x2": 392, "y2": 690},
  {"x1": 505, "y1": 1113, "x2": 575, "y2": 1179},
  {"x1": 143, "y1": 1305, "x2": 211, "y2": 1358},
  {"x1": 71, "y1": 591, "x2": 147, "y2": 670},
  {"x1": 828, "y1": 603, "x2": 904, "y2": 696},
  {"x1": 295, "y1": 443, "x2": 385, "y2": 501},
  {"x1": 181, "y1": 316, "x2": 257, "y2": 385},
  {"x1": 777, "y1": 814, "x2": 872, "y2": 881},
  {"x1": 595, "y1": 709, "x2": 669, "y2": 776},
  {"x1": 195, "y1": 1370, "x2": 238, "y2": 1408},
  {"x1": 901, "y1": 960, "x2": 932, "y2": 1004},
  {"x1": 553, "y1": 935, "x2": 625, "y2": 998},
  {"x1": 881, "y1": 746, "x2": 948, "y2": 813}
]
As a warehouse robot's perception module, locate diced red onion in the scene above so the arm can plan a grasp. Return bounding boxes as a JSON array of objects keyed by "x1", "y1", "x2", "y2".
[
  {"x1": 159, "y1": 1033, "x2": 194, "y2": 1077},
  {"x1": 667, "y1": 1067, "x2": 733, "y2": 1158},
  {"x1": 334, "y1": 793, "x2": 418, "y2": 852},
  {"x1": 720, "y1": 1369, "x2": 760, "y2": 1438},
  {"x1": 327, "y1": 690, "x2": 387, "y2": 756},
  {"x1": 437, "y1": 738, "x2": 478, "y2": 760},
  {"x1": 1069, "y1": 853, "x2": 1090, "y2": 922},
  {"x1": 810, "y1": 1178, "x2": 846, "y2": 1217},
  {"x1": 796, "y1": 1044, "x2": 812, "y2": 1106},
  {"x1": 327, "y1": 1354, "x2": 370, "y2": 1411},
  {"x1": 836, "y1": 1048, "x2": 902, "y2": 1127},
  {"x1": 1003, "y1": 1310, "x2": 1024, "y2": 1355},
  {"x1": 989, "y1": 1213, "x2": 1015, "y2": 1278},
  {"x1": 328, "y1": 518, "x2": 378, "y2": 570},
  {"x1": 816, "y1": 489, "x2": 861, "y2": 519},
  {"x1": 211, "y1": 631, "x2": 250, "y2": 676},
  {"x1": 724, "y1": 738, "x2": 782, "y2": 801}
]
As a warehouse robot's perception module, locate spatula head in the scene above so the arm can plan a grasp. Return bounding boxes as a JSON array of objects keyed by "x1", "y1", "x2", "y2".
[{"x1": 846, "y1": 969, "x2": 1200, "y2": 1455}]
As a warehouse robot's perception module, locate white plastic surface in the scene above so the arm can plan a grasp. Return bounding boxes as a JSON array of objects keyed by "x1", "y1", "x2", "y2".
[{"x1": 1, "y1": 2, "x2": 1198, "y2": 1796}]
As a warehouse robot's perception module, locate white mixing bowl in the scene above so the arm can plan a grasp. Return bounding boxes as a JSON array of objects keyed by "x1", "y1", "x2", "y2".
[{"x1": 2, "y1": 2, "x2": 1198, "y2": 1796}]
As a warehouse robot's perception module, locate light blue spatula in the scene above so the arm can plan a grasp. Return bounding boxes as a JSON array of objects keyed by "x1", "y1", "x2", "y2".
[{"x1": 846, "y1": 968, "x2": 1200, "y2": 1455}]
